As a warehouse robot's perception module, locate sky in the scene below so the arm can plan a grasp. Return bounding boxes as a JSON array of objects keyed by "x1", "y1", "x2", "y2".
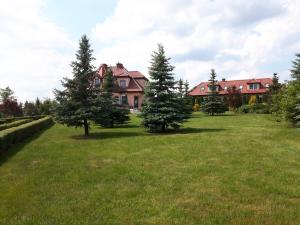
[{"x1": 0, "y1": 0, "x2": 300, "y2": 102}]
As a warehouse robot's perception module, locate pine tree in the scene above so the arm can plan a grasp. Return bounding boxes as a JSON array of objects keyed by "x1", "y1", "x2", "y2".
[
  {"x1": 141, "y1": 44, "x2": 189, "y2": 132},
  {"x1": 291, "y1": 53, "x2": 300, "y2": 80},
  {"x1": 178, "y1": 79, "x2": 184, "y2": 98},
  {"x1": 54, "y1": 35, "x2": 99, "y2": 136},
  {"x1": 95, "y1": 68, "x2": 129, "y2": 127},
  {"x1": 184, "y1": 80, "x2": 190, "y2": 96},
  {"x1": 203, "y1": 69, "x2": 227, "y2": 115}
]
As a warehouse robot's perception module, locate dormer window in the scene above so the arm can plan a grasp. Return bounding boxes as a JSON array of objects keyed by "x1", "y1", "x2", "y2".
[
  {"x1": 95, "y1": 78, "x2": 100, "y2": 86},
  {"x1": 200, "y1": 86, "x2": 205, "y2": 91},
  {"x1": 239, "y1": 85, "x2": 243, "y2": 90},
  {"x1": 209, "y1": 85, "x2": 219, "y2": 92},
  {"x1": 224, "y1": 86, "x2": 228, "y2": 91},
  {"x1": 120, "y1": 80, "x2": 126, "y2": 88},
  {"x1": 249, "y1": 83, "x2": 260, "y2": 90},
  {"x1": 265, "y1": 84, "x2": 270, "y2": 88}
]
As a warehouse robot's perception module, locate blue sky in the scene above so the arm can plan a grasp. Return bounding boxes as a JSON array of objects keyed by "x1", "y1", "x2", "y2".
[
  {"x1": 42, "y1": 0, "x2": 117, "y2": 38},
  {"x1": 0, "y1": 0, "x2": 299, "y2": 101}
]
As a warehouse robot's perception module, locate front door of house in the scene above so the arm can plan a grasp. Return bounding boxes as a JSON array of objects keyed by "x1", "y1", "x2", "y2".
[{"x1": 134, "y1": 96, "x2": 139, "y2": 108}]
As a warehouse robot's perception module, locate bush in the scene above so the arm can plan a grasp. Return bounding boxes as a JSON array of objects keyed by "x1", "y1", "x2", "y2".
[
  {"x1": 0, "y1": 117, "x2": 53, "y2": 151},
  {"x1": 0, "y1": 115, "x2": 44, "y2": 125},
  {"x1": 238, "y1": 103, "x2": 270, "y2": 114},
  {"x1": 0, "y1": 119, "x2": 33, "y2": 131},
  {"x1": 238, "y1": 105, "x2": 250, "y2": 113}
]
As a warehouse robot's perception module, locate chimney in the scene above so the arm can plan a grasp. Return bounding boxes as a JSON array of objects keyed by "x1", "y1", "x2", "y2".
[
  {"x1": 116, "y1": 62, "x2": 123, "y2": 69},
  {"x1": 222, "y1": 78, "x2": 226, "y2": 82}
]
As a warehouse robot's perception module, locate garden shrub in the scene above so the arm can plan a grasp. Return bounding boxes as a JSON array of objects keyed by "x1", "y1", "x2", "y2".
[
  {"x1": 0, "y1": 115, "x2": 44, "y2": 125},
  {"x1": 0, "y1": 117, "x2": 53, "y2": 151},
  {"x1": 238, "y1": 103, "x2": 270, "y2": 114},
  {"x1": 238, "y1": 105, "x2": 250, "y2": 113},
  {"x1": 0, "y1": 119, "x2": 33, "y2": 131}
]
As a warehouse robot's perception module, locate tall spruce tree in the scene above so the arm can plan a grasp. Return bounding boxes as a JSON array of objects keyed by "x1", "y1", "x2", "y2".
[
  {"x1": 202, "y1": 69, "x2": 227, "y2": 115},
  {"x1": 54, "y1": 35, "x2": 98, "y2": 136},
  {"x1": 95, "y1": 68, "x2": 129, "y2": 127},
  {"x1": 141, "y1": 44, "x2": 189, "y2": 132}
]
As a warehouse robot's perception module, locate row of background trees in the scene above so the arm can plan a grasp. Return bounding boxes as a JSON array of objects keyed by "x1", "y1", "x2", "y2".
[{"x1": 0, "y1": 87, "x2": 55, "y2": 118}]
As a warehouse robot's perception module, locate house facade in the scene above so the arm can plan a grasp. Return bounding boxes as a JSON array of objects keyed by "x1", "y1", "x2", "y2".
[
  {"x1": 95, "y1": 63, "x2": 148, "y2": 109},
  {"x1": 189, "y1": 78, "x2": 273, "y2": 103}
]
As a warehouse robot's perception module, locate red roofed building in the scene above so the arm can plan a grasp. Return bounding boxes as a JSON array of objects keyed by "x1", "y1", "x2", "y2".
[
  {"x1": 95, "y1": 63, "x2": 148, "y2": 109},
  {"x1": 189, "y1": 78, "x2": 273, "y2": 103}
]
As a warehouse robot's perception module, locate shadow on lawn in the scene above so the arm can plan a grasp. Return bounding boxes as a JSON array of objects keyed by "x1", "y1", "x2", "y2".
[
  {"x1": 71, "y1": 127, "x2": 226, "y2": 140},
  {"x1": 0, "y1": 127, "x2": 51, "y2": 166}
]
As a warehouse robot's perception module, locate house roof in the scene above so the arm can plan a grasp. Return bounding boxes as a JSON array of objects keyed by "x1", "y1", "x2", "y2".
[
  {"x1": 96, "y1": 63, "x2": 148, "y2": 92},
  {"x1": 189, "y1": 78, "x2": 273, "y2": 96}
]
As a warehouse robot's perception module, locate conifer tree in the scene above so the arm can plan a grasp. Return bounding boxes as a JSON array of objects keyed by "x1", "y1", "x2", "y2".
[
  {"x1": 294, "y1": 95, "x2": 300, "y2": 127},
  {"x1": 291, "y1": 53, "x2": 300, "y2": 80},
  {"x1": 141, "y1": 44, "x2": 189, "y2": 132},
  {"x1": 54, "y1": 35, "x2": 99, "y2": 136},
  {"x1": 95, "y1": 69, "x2": 129, "y2": 127},
  {"x1": 202, "y1": 69, "x2": 227, "y2": 115}
]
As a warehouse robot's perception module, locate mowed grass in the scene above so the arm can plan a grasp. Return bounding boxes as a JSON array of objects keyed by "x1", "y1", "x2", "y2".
[{"x1": 0, "y1": 113, "x2": 299, "y2": 225}]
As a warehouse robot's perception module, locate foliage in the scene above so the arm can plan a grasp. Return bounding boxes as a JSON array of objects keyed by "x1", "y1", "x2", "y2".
[
  {"x1": 290, "y1": 53, "x2": 300, "y2": 80},
  {"x1": 141, "y1": 44, "x2": 190, "y2": 132},
  {"x1": 54, "y1": 35, "x2": 101, "y2": 136},
  {"x1": 0, "y1": 117, "x2": 53, "y2": 151},
  {"x1": 0, "y1": 87, "x2": 15, "y2": 102},
  {"x1": 202, "y1": 69, "x2": 228, "y2": 115},
  {"x1": 193, "y1": 98, "x2": 200, "y2": 111},
  {"x1": 94, "y1": 68, "x2": 130, "y2": 128},
  {"x1": 238, "y1": 103, "x2": 270, "y2": 114},
  {"x1": 225, "y1": 85, "x2": 242, "y2": 109},
  {"x1": 248, "y1": 95, "x2": 257, "y2": 106},
  {"x1": 294, "y1": 95, "x2": 300, "y2": 127},
  {"x1": 0, "y1": 87, "x2": 23, "y2": 117},
  {"x1": 0, "y1": 119, "x2": 32, "y2": 131}
]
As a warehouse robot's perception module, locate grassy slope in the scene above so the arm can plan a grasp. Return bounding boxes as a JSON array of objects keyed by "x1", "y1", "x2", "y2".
[{"x1": 0, "y1": 113, "x2": 299, "y2": 225}]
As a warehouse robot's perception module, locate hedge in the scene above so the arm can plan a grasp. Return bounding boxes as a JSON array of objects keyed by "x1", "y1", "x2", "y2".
[
  {"x1": 0, "y1": 117, "x2": 53, "y2": 151},
  {"x1": 0, "y1": 115, "x2": 44, "y2": 125},
  {"x1": 0, "y1": 119, "x2": 33, "y2": 131}
]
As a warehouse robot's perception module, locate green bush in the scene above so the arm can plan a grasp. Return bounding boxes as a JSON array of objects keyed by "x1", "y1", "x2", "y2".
[
  {"x1": 0, "y1": 119, "x2": 33, "y2": 131},
  {"x1": 0, "y1": 117, "x2": 53, "y2": 151},
  {"x1": 238, "y1": 105, "x2": 250, "y2": 113},
  {"x1": 238, "y1": 103, "x2": 270, "y2": 114},
  {"x1": 0, "y1": 115, "x2": 44, "y2": 125}
]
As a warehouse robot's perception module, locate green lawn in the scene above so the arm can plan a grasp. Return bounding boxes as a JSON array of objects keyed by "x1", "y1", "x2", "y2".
[{"x1": 0, "y1": 113, "x2": 299, "y2": 225}]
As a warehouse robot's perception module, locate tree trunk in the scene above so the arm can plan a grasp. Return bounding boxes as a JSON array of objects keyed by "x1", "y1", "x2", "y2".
[
  {"x1": 84, "y1": 119, "x2": 89, "y2": 136},
  {"x1": 161, "y1": 123, "x2": 166, "y2": 132}
]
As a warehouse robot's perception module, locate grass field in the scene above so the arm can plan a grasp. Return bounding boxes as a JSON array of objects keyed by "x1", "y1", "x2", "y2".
[{"x1": 0, "y1": 113, "x2": 299, "y2": 225}]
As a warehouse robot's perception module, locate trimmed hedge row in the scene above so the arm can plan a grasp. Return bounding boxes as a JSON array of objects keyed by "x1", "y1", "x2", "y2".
[
  {"x1": 0, "y1": 115, "x2": 44, "y2": 125},
  {"x1": 0, "y1": 117, "x2": 53, "y2": 151},
  {"x1": 0, "y1": 119, "x2": 33, "y2": 131}
]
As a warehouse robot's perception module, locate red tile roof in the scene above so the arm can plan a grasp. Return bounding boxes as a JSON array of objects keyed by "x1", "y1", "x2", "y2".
[
  {"x1": 96, "y1": 63, "x2": 148, "y2": 92},
  {"x1": 189, "y1": 78, "x2": 273, "y2": 96}
]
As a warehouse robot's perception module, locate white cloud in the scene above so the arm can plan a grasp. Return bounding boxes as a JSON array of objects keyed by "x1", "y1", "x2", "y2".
[
  {"x1": 0, "y1": 0, "x2": 75, "y2": 102},
  {"x1": 92, "y1": 0, "x2": 300, "y2": 88}
]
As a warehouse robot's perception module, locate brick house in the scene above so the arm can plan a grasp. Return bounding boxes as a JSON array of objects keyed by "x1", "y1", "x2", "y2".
[
  {"x1": 189, "y1": 78, "x2": 273, "y2": 103},
  {"x1": 95, "y1": 63, "x2": 148, "y2": 109}
]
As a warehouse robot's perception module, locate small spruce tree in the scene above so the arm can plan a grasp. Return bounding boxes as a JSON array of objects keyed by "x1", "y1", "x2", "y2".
[
  {"x1": 95, "y1": 68, "x2": 129, "y2": 128},
  {"x1": 141, "y1": 44, "x2": 189, "y2": 132},
  {"x1": 291, "y1": 53, "x2": 300, "y2": 80},
  {"x1": 202, "y1": 69, "x2": 227, "y2": 115}
]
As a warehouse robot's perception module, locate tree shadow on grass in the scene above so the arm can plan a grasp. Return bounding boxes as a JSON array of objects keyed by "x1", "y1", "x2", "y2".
[
  {"x1": 71, "y1": 127, "x2": 226, "y2": 140},
  {"x1": 0, "y1": 125, "x2": 53, "y2": 167}
]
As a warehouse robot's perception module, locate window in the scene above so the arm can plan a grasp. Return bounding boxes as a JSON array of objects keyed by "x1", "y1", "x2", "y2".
[
  {"x1": 120, "y1": 80, "x2": 126, "y2": 88},
  {"x1": 265, "y1": 83, "x2": 270, "y2": 88},
  {"x1": 224, "y1": 86, "x2": 228, "y2": 91},
  {"x1": 209, "y1": 85, "x2": 218, "y2": 92},
  {"x1": 239, "y1": 85, "x2": 243, "y2": 90},
  {"x1": 200, "y1": 86, "x2": 205, "y2": 91},
  {"x1": 249, "y1": 83, "x2": 260, "y2": 90},
  {"x1": 121, "y1": 95, "x2": 128, "y2": 105},
  {"x1": 95, "y1": 78, "x2": 100, "y2": 86}
]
